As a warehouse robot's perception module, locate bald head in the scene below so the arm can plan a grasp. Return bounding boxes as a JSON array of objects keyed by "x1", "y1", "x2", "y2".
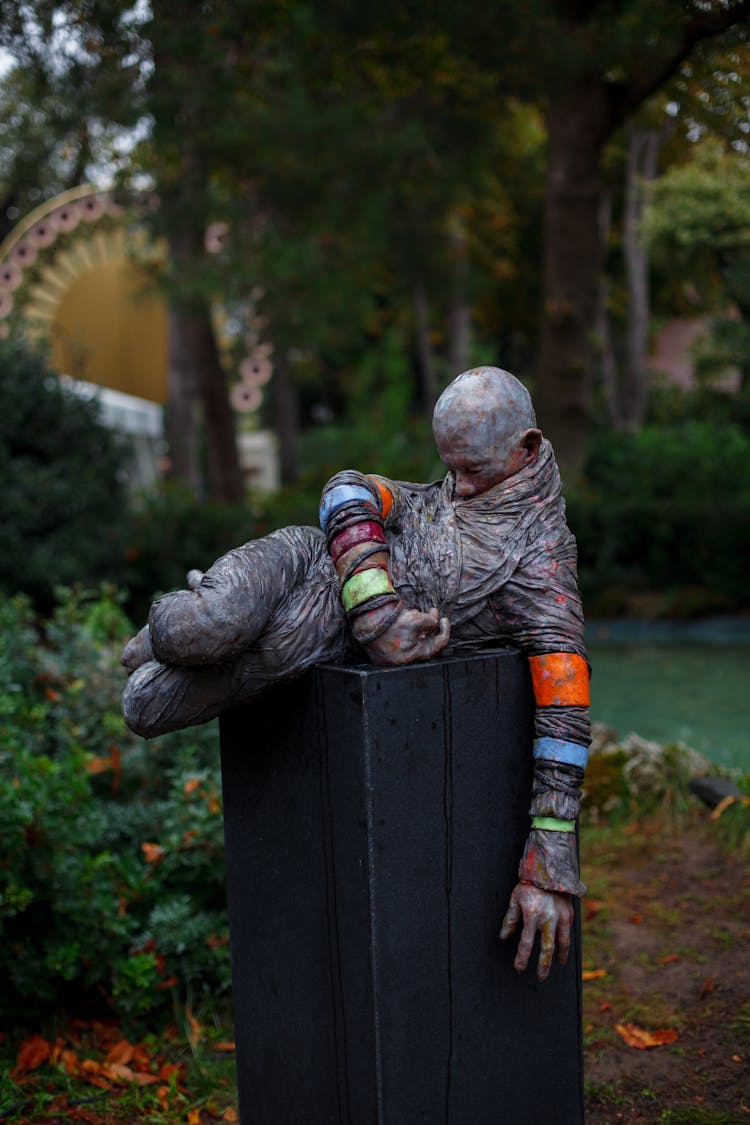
[{"x1": 432, "y1": 367, "x2": 541, "y2": 498}]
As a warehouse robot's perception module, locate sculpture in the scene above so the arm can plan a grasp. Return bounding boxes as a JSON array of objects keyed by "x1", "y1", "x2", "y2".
[{"x1": 122, "y1": 366, "x2": 590, "y2": 981}]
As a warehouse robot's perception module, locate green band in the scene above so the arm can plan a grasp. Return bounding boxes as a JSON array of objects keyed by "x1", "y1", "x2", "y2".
[
  {"x1": 342, "y1": 568, "x2": 394, "y2": 613},
  {"x1": 531, "y1": 816, "x2": 576, "y2": 833}
]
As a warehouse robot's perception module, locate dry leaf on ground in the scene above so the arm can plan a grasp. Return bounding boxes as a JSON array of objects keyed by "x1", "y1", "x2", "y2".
[{"x1": 615, "y1": 1022, "x2": 679, "y2": 1049}]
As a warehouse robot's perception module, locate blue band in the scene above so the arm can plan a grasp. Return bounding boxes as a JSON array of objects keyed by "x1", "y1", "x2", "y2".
[
  {"x1": 319, "y1": 484, "x2": 376, "y2": 532},
  {"x1": 534, "y1": 737, "x2": 588, "y2": 769}
]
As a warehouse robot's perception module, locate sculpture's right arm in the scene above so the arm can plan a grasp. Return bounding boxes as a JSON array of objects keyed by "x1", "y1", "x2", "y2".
[{"x1": 319, "y1": 471, "x2": 449, "y2": 664}]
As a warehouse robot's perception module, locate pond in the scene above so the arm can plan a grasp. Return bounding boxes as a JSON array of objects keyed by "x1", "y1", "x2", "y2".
[{"x1": 587, "y1": 619, "x2": 750, "y2": 773}]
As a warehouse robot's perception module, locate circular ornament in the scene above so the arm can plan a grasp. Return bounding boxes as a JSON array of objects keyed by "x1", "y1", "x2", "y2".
[
  {"x1": 230, "y1": 383, "x2": 263, "y2": 413},
  {"x1": 28, "y1": 221, "x2": 57, "y2": 249},
  {"x1": 10, "y1": 241, "x2": 37, "y2": 267},
  {"x1": 51, "y1": 204, "x2": 81, "y2": 232},
  {"x1": 79, "y1": 194, "x2": 106, "y2": 222},
  {"x1": 0, "y1": 262, "x2": 23, "y2": 291},
  {"x1": 239, "y1": 356, "x2": 273, "y2": 386}
]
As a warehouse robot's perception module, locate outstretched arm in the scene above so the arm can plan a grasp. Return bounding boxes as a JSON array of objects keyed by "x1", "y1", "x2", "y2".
[
  {"x1": 500, "y1": 650, "x2": 590, "y2": 980},
  {"x1": 319, "y1": 472, "x2": 450, "y2": 665}
]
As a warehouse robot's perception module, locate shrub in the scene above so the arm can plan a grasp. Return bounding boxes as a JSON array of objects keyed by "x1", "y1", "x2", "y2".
[
  {"x1": 0, "y1": 589, "x2": 230, "y2": 1024},
  {"x1": 0, "y1": 340, "x2": 129, "y2": 609},
  {"x1": 568, "y1": 418, "x2": 750, "y2": 614}
]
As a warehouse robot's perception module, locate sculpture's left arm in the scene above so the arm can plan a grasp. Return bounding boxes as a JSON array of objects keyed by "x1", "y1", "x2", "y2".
[{"x1": 497, "y1": 551, "x2": 590, "y2": 979}]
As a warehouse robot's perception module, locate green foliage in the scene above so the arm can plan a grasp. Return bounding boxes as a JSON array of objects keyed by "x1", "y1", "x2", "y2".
[
  {"x1": 0, "y1": 588, "x2": 230, "y2": 1024},
  {"x1": 118, "y1": 484, "x2": 259, "y2": 623},
  {"x1": 569, "y1": 418, "x2": 750, "y2": 613},
  {"x1": 0, "y1": 339, "x2": 128, "y2": 609}
]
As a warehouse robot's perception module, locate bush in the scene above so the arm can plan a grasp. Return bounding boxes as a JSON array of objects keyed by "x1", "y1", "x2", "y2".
[
  {"x1": 0, "y1": 340, "x2": 129, "y2": 609},
  {"x1": 568, "y1": 418, "x2": 750, "y2": 614},
  {"x1": 0, "y1": 589, "x2": 230, "y2": 1024}
]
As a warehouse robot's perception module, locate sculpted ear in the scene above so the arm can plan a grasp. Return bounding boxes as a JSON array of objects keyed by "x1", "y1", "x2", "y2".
[{"x1": 520, "y1": 428, "x2": 542, "y2": 464}]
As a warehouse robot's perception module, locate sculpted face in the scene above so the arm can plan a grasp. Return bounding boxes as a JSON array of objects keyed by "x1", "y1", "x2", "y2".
[{"x1": 433, "y1": 367, "x2": 541, "y2": 499}]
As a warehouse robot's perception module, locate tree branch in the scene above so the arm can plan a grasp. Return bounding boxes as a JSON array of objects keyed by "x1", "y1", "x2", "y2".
[{"x1": 610, "y1": 1, "x2": 750, "y2": 125}]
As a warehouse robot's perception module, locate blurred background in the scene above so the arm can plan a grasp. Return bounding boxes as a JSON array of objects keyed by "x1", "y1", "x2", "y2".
[{"x1": 0, "y1": 5, "x2": 749, "y2": 1117}]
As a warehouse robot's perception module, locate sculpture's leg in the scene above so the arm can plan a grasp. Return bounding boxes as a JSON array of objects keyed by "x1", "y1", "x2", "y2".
[{"x1": 122, "y1": 527, "x2": 353, "y2": 738}]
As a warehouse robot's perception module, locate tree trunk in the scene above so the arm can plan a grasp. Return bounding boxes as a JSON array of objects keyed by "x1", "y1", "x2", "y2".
[
  {"x1": 447, "y1": 211, "x2": 471, "y2": 377},
  {"x1": 535, "y1": 81, "x2": 612, "y2": 475},
  {"x1": 414, "y1": 281, "x2": 439, "y2": 413},
  {"x1": 274, "y1": 348, "x2": 299, "y2": 485},
  {"x1": 596, "y1": 188, "x2": 619, "y2": 426},
  {"x1": 167, "y1": 228, "x2": 245, "y2": 503},
  {"x1": 620, "y1": 124, "x2": 661, "y2": 429},
  {"x1": 165, "y1": 306, "x2": 201, "y2": 495}
]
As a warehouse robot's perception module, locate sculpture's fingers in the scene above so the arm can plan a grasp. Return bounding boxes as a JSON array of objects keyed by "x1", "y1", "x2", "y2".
[
  {"x1": 513, "y1": 917, "x2": 537, "y2": 973},
  {"x1": 556, "y1": 904, "x2": 572, "y2": 966},
  {"x1": 499, "y1": 893, "x2": 521, "y2": 940},
  {"x1": 536, "y1": 917, "x2": 556, "y2": 982}
]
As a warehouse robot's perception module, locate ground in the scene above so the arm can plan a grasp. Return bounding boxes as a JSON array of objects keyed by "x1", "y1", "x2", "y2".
[
  {"x1": 1, "y1": 808, "x2": 747, "y2": 1123},
  {"x1": 582, "y1": 811, "x2": 750, "y2": 1124}
]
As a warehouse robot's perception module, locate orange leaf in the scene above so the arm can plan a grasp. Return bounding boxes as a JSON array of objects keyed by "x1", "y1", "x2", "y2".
[
  {"x1": 105, "y1": 1062, "x2": 137, "y2": 1083},
  {"x1": 582, "y1": 969, "x2": 607, "y2": 981},
  {"x1": 584, "y1": 899, "x2": 602, "y2": 922},
  {"x1": 599, "y1": 1002, "x2": 612, "y2": 1013},
  {"x1": 222, "y1": 1110, "x2": 239, "y2": 1123},
  {"x1": 141, "y1": 842, "x2": 164, "y2": 864},
  {"x1": 214, "y1": 1041, "x2": 236, "y2": 1052},
  {"x1": 188, "y1": 1111, "x2": 202, "y2": 1125},
  {"x1": 186, "y1": 1008, "x2": 203, "y2": 1050},
  {"x1": 106, "y1": 1039, "x2": 134, "y2": 1066},
  {"x1": 86, "y1": 755, "x2": 112, "y2": 775},
  {"x1": 157, "y1": 1085, "x2": 171, "y2": 1110},
  {"x1": 711, "y1": 794, "x2": 738, "y2": 820},
  {"x1": 699, "y1": 977, "x2": 714, "y2": 998},
  {"x1": 14, "y1": 1034, "x2": 51, "y2": 1074},
  {"x1": 661, "y1": 954, "x2": 681, "y2": 964},
  {"x1": 184, "y1": 778, "x2": 201, "y2": 796},
  {"x1": 615, "y1": 1022, "x2": 679, "y2": 1049},
  {"x1": 629, "y1": 913, "x2": 644, "y2": 924}
]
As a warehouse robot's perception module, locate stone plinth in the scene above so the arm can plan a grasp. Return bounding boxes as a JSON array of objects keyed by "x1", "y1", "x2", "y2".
[{"x1": 220, "y1": 649, "x2": 583, "y2": 1124}]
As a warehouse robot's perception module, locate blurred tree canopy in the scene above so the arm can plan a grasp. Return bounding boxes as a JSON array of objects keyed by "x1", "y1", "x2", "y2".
[{"x1": 1, "y1": 0, "x2": 749, "y2": 494}]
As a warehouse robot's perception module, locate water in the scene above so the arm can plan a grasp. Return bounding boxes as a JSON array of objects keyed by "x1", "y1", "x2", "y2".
[{"x1": 587, "y1": 620, "x2": 750, "y2": 772}]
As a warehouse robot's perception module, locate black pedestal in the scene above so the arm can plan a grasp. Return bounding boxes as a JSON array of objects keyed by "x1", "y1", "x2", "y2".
[{"x1": 219, "y1": 649, "x2": 584, "y2": 1125}]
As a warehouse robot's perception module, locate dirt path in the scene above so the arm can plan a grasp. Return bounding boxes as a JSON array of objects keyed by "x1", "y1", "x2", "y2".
[{"x1": 582, "y1": 813, "x2": 750, "y2": 1123}]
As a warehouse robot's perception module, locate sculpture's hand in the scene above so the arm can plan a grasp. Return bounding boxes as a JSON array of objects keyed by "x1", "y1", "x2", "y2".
[
  {"x1": 121, "y1": 625, "x2": 153, "y2": 674},
  {"x1": 356, "y1": 604, "x2": 450, "y2": 667},
  {"x1": 499, "y1": 881, "x2": 573, "y2": 982}
]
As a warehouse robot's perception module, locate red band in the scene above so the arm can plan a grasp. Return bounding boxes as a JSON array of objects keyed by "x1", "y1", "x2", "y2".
[{"x1": 329, "y1": 520, "x2": 386, "y2": 563}]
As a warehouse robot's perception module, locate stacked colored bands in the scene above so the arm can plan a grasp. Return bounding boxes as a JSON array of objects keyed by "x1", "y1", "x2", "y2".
[{"x1": 342, "y1": 568, "x2": 395, "y2": 613}]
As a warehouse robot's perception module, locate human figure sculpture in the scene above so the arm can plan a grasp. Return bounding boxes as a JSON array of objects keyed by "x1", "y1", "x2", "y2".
[{"x1": 122, "y1": 366, "x2": 590, "y2": 982}]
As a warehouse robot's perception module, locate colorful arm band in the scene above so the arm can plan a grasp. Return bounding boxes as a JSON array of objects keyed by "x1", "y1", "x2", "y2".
[
  {"x1": 531, "y1": 816, "x2": 576, "y2": 833},
  {"x1": 319, "y1": 484, "x2": 379, "y2": 534},
  {"x1": 528, "y1": 652, "x2": 590, "y2": 707},
  {"x1": 342, "y1": 568, "x2": 395, "y2": 613},
  {"x1": 533, "y1": 737, "x2": 588, "y2": 769}
]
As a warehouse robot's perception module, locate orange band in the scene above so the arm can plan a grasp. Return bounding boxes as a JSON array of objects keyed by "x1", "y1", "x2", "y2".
[
  {"x1": 529, "y1": 653, "x2": 590, "y2": 707},
  {"x1": 368, "y1": 476, "x2": 394, "y2": 520}
]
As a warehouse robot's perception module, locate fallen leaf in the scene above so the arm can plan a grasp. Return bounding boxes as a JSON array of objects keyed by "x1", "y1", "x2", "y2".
[
  {"x1": 188, "y1": 1111, "x2": 202, "y2": 1125},
  {"x1": 733, "y1": 1054, "x2": 744, "y2": 1063},
  {"x1": 106, "y1": 1039, "x2": 134, "y2": 1066},
  {"x1": 661, "y1": 954, "x2": 681, "y2": 964},
  {"x1": 582, "y1": 969, "x2": 607, "y2": 981},
  {"x1": 158, "y1": 975, "x2": 180, "y2": 990},
  {"x1": 186, "y1": 1008, "x2": 203, "y2": 1050},
  {"x1": 584, "y1": 899, "x2": 603, "y2": 922},
  {"x1": 629, "y1": 913, "x2": 644, "y2": 924},
  {"x1": 699, "y1": 977, "x2": 714, "y2": 998},
  {"x1": 184, "y1": 778, "x2": 201, "y2": 796},
  {"x1": 86, "y1": 755, "x2": 111, "y2": 774},
  {"x1": 615, "y1": 1022, "x2": 679, "y2": 1049},
  {"x1": 14, "y1": 1034, "x2": 51, "y2": 1074},
  {"x1": 599, "y1": 1002, "x2": 612, "y2": 1013},
  {"x1": 710, "y1": 794, "x2": 738, "y2": 820},
  {"x1": 214, "y1": 1041, "x2": 236, "y2": 1052},
  {"x1": 222, "y1": 1110, "x2": 239, "y2": 1123},
  {"x1": 141, "y1": 842, "x2": 165, "y2": 864},
  {"x1": 157, "y1": 1085, "x2": 171, "y2": 1110}
]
